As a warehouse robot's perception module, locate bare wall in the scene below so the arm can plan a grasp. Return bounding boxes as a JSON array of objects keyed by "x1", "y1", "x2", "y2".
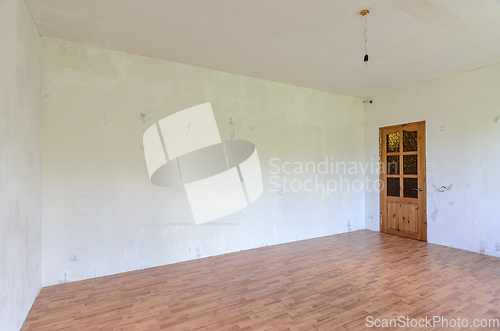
[
  {"x1": 41, "y1": 38, "x2": 365, "y2": 286},
  {"x1": 0, "y1": 0, "x2": 42, "y2": 330},
  {"x1": 365, "y1": 63, "x2": 500, "y2": 257}
]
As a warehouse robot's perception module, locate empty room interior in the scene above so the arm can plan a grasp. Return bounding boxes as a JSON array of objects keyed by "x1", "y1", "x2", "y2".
[{"x1": 2, "y1": 0, "x2": 500, "y2": 330}]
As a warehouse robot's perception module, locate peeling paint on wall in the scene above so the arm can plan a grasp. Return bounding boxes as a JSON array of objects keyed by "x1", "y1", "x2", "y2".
[
  {"x1": 365, "y1": 62, "x2": 500, "y2": 258},
  {"x1": 40, "y1": 37, "x2": 365, "y2": 286},
  {"x1": 0, "y1": 0, "x2": 42, "y2": 329}
]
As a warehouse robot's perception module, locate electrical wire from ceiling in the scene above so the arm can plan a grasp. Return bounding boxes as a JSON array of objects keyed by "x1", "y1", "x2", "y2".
[{"x1": 360, "y1": 9, "x2": 370, "y2": 68}]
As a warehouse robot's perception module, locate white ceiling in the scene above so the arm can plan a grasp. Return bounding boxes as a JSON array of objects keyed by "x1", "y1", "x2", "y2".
[{"x1": 26, "y1": 0, "x2": 500, "y2": 98}]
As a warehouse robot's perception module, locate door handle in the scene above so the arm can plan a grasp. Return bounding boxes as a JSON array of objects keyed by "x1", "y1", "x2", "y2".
[{"x1": 413, "y1": 188, "x2": 423, "y2": 191}]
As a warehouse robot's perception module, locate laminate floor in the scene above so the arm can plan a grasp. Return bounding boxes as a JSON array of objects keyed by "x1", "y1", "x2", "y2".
[{"x1": 23, "y1": 230, "x2": 500, "y2": 330}]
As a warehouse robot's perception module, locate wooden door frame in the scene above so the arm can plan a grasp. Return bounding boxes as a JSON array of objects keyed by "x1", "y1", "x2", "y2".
[{"x1": 379, "y1": 121, "x2": 427, "y2": 241}]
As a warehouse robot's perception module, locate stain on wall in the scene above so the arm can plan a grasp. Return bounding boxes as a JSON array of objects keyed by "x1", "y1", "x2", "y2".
[
  {"x1": 365, "y1": 62, "x2": 500, "y2": 257},
  {"x1": 392, "y1": 0, "x2": 469, "y2": 34},
  {"x1": 40, "y1": 37, "x2": 365, "y2": 286},
  {"x1": 0, "y1": 0, "x2": 42, "y2": 330}
]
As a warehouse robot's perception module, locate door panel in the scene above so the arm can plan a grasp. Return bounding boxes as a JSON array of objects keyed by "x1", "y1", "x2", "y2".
[
  {"x1": 400, "y1": 203, "x2": 418, "y2": 233},
  {"x1": 380, "y1": 121, "x2": 426, "y2": 241},
  {"x1": 387, "y1": 202, "x2": 399, "y2": 230},
  {"x1": 386, "y1": 202, "x2": 418, "y2": 234}
]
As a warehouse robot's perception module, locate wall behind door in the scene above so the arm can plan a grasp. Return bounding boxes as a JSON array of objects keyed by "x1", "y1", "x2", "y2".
[
  {"x1": 365, "y1": 62, "x2": 500, "y2": 257},
  {"x1": 41, "y1": 38, "x2": 365, "y2": 286}
]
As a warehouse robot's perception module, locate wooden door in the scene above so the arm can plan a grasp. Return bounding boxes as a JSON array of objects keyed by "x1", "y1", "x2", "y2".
[{"x1": 380, "y1": 121, "x2": 427, "y2": 241}]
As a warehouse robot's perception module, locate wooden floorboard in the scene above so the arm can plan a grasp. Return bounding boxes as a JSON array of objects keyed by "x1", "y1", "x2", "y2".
[{"x1": 23, "y1": 230, "x2": 500, "y2": 330}]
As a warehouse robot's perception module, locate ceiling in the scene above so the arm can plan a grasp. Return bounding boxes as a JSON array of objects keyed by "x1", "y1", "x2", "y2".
[{"x1": 25, "y1": 0, "x2": 500, "y2": 98}]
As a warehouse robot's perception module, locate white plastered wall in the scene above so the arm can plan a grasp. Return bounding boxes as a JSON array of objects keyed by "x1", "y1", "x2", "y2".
[
  {"x1": 365, "y1": 63, "x2": 500, "y2": 257},
  {"x1": 40, "y1": 37, "x2": 365, "y2": 286},
  {"x1": 0, "y1": 0, "x2": 42, "y2": 330}
]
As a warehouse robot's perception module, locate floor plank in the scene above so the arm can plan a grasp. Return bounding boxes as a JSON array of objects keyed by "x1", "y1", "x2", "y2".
[{"x1": 23, "y1": 230, "x2": 500, "y2": 330}]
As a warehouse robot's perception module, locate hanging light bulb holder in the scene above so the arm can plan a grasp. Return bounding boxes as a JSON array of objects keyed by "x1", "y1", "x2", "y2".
[{"x1": 360, "y1": 9, "x2": 370, "y2": 68}]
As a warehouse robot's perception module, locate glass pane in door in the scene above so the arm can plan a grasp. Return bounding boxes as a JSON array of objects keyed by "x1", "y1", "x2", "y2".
[
  {"x1": 387, "y1": 132, "x2": 400, "y2": 153},
  {"x1": 403, "y1": 130, "x2": 418, "y2": 152},
  {"x1": 387, "y1": 155, "x2": 400, "y2": 174},
  {"x1": 403, "y1": 178, "x2": 419, "y2": 198},
  {"x1": 403, "y1": 155, "x2": 418, "y2": 175},
  {"x1": 387, "y1": 178, "x2": 400, "y2": 197}
]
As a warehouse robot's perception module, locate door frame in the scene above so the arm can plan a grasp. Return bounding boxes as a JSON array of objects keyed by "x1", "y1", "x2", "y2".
[{"x1": 379, "y1": 121, "x2": 427, "y2": 241}]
